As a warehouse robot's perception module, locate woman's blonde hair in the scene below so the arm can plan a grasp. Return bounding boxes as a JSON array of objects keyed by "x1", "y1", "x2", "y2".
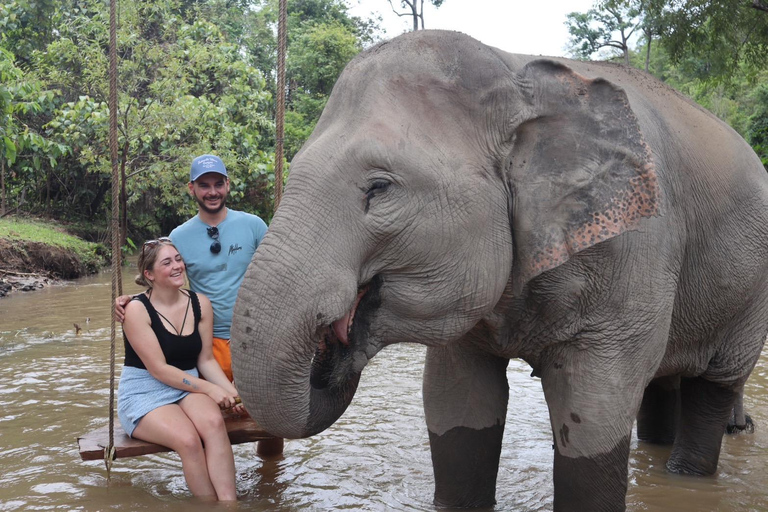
[{"x1": 135, "y1": 237, "x2": 176, "y2": 287}]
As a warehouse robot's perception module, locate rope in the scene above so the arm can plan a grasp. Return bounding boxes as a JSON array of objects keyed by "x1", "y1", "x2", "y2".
[
  {"x1": 274, "y1": 0, "x2": 287, "y2": 213},
  {"x1": 106, "y1": 0, "x2": 120, "y2": 478}
]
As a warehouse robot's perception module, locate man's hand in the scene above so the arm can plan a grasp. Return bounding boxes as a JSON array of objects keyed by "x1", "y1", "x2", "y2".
[{"x1": 114, "y1": 294, "x2": 134, "y2": 323}]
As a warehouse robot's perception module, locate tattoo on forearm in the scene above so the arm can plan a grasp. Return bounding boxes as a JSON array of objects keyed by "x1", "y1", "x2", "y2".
[{"x1": 182, "y1": 377, "x2": 198, "y2": 390}]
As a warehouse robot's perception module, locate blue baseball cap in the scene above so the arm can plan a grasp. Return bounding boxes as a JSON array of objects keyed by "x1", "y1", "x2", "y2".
[{"x1": 190, "y1": 154, "x2": 228, "y2": 182}]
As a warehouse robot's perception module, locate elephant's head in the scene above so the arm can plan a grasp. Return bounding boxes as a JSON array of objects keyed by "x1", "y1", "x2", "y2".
[{"x1": 231, "y1": 30, "x2": 659, "y2": 439}]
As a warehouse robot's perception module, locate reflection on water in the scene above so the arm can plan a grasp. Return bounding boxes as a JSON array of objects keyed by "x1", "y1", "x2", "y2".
[{"x1": 0, "y1": 270, "x2": 767, "y2": 510}]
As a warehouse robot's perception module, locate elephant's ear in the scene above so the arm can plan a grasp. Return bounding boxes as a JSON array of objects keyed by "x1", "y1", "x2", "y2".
[{"x1": 506, "y1": 59, "x2": 661, "y2": 293}]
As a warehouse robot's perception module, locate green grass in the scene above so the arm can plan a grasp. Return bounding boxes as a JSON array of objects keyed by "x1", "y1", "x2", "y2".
[{"x1": 0, "y1": 216, "x2": 108, "y2": 270}]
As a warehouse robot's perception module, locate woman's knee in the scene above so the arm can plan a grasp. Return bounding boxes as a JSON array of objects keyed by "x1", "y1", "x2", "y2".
[
  {"x1": 175, "y1": 430, "x2": 205, "y2": 456},
  {"x1": 198, "y1": 412, "x2": 227, "y2": 439}
]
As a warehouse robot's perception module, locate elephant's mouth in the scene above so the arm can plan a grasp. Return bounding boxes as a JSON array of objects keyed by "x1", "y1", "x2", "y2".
[{"x1": 310, "y1": 275, "x2": 383, "y2": 390}]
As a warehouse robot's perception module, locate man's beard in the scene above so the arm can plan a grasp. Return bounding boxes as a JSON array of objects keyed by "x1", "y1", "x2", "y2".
[{"x1": 195, "y1": 193, "x2": 227, "y2": 215}]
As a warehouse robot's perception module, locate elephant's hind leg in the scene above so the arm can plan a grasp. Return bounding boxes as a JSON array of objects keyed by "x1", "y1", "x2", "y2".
[
  {"x1": 666, "y1": 377, "x2": 737, "y2": 475},
  {"x1": 668, "y1": 294, "x2": 768, "y2": 474},
  {"x1": 423, "y1": 341, "x2": 509, "y2": 508},
  {"x1": 637, "y1": 376, "x2": 680, "y2": 445}
]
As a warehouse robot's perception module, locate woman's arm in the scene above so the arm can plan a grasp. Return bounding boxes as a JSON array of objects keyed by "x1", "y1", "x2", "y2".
[
  {"x1": 123, "y1": 298, "x2": 237, "y2": 409},
  {"x1": 195, "y1": 294, "x2": 244, "y2": 412}
]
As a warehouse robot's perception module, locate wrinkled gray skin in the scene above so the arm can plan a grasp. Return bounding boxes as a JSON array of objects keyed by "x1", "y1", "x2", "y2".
[{"x1": 231, "y1": 30, "x2": 768, "y2": 511}]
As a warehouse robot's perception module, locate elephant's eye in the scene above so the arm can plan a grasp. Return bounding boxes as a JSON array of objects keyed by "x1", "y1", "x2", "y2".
[{"x1": 364, "y1": 179, "x2": 390, "y2": 213}]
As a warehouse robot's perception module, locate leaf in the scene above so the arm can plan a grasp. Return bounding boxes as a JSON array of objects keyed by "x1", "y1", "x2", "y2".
[{"x1": 3, "y1": 135, "x2": 17, "y2": 158}]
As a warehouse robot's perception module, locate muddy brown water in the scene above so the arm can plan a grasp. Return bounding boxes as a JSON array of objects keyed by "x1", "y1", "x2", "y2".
[{"x1": 1, "y1": 269, "x2": 767, "y2": 511}]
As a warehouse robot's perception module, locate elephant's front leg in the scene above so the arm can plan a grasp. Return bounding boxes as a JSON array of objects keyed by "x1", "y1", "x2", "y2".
[
  {"x1": 541, "y1": 344, "x2": 658, "y2": 512},
  {"x1": 423, "y1": 341, "x2": 509, "y2": 508}
]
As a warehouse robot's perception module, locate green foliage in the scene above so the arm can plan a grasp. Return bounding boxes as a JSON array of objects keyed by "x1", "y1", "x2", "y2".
[
  {"x1": 0, "y1": 45, "x2": 70, "y2": 215},
  {"x1": 3, "y1": 0, "x2": 280, "y2": 233},
  {"x1": 571, "y1": 1, "x2": 767, "y2": 169},
  {"x1": 288, "y1": 20, "x2": 361, "y2": 95},
  {"x1": 0, "y1": 0, "x2": 377, "y2": 233},
  {"x1": 282, "y1": 18, "x2": 361, "y2": 159},
  {"x1": 0, "y1": 0, "x2": 59, "y2": 65},
  {"x1": 658, "y1": 0, "x2": 768, "y2": 81},
  {"x1": 747, "y1": 81, "x2": 768, "y2": 168}
]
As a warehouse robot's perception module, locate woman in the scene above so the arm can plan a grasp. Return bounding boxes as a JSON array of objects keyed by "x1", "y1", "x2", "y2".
[{"x1": 118, "y1": 237, "x2": 243, "y2": 501}]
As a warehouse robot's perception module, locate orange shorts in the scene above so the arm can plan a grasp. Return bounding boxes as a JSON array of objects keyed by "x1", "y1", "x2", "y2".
[{"x1": 212, "y1": 337, "x2": 233, "y2": 382}]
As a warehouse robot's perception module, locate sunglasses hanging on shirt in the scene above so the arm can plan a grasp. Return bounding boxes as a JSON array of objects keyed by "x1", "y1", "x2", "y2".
[{"x1": 207, "y1": 226, "x2": 221, "y2": 254}]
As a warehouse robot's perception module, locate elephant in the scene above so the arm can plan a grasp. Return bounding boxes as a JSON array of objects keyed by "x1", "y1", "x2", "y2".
[{"x1": 231, "y1": 30, "x2": 768, "y2": 511}]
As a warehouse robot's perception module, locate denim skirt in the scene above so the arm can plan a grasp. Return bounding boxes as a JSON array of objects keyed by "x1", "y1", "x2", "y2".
[{"x1": 117, "y1": 365, "x2": 198, "y2": 437}]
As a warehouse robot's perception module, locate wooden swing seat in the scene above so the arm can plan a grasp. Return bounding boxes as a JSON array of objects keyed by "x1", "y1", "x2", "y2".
[{"x1": 78, "y1": 414, "x2": 276, "y2": 461}]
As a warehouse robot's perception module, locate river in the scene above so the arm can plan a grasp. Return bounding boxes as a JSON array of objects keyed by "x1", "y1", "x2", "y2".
[{"x1": 0, "y1": 269, "x2": 767, "y2": 511}]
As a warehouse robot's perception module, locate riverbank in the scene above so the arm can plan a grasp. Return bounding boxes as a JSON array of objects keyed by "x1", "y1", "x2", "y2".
[{"x1": 0, "y1": 217, "x2": 110, "y2": 298}]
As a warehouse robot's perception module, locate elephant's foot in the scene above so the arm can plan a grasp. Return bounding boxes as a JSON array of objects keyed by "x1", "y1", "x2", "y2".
[
  {"x1": 666, "y1": 377, "x2": 736, "y2": 475},
  {"x1": 429, "y1": 424, "x2": 503, "y2": 508},
  {"x1": 256, "y1": 437, "x2": 285, "y2": 459},
  {"x1": 424, "y1": 343, "x2": 509, "y2": 509},
  {"x1": 637, "y1": 376, "x2": 680, "y2": 445},
  {"x1": 553, "y1": 435, "x2": 630, "y2": 512}
]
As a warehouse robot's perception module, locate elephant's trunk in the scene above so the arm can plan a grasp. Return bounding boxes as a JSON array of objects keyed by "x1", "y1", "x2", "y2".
[{"x1": 230, "y1": 227, "x2": 377, "y2": 439}]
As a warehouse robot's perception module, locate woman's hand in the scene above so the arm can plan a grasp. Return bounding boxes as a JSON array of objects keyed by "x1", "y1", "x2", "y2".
[
  {"x1": 206, "y1": 385, "x2": 239, "y2": 410},
  {"x1": 229, "y1": 396, "x2": 246, "y2": 416}
]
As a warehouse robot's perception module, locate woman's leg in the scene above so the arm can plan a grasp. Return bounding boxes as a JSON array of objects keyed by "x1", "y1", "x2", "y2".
[
  {"x1": 179, "y1": 393, "x2": 237, "y2": 501},
  {"x1": 131, "y1": 404, "x2": 217, "y2": 500}
]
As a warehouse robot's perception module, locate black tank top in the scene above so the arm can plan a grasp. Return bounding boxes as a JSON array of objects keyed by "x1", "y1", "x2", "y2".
[{"x1": 123, "y1": 290, "x2": 203, "y2": 371}]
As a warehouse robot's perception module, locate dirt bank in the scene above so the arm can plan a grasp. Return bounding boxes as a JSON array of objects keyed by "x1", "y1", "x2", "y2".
[{"x1": 0, "y1": 238, "x2": 97, "y2": 298}]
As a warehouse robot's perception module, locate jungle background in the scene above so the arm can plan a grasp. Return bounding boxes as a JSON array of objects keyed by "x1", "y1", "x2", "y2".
[{"x1": 1, "y1": 0, "x2": 767, "y2": 261}]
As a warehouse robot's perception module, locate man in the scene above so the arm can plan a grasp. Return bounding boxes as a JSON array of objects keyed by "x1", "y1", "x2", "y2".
[
  {"x1": 170, "y1": 154, "x2": 267, "y2": 381},
  {"x1": 117, "y1": 154, "x2": 283, "y2": 456}
]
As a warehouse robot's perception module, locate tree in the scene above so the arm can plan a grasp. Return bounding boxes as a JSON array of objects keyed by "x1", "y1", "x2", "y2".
[
  {"x1": 566, "y1": 0, "x2": 643, "y2": 65},
  {"x1": 20, "y1": 0, "x2": 273, "y2": 233},
  {"x1": 658, "y1": 0, "x2": 768, "y2": 80},
  {"x1": 285, "y1": 20, "x2": 361, "y2": 158},
  {"x1": 747, "y1": 81, "x2": 768, "y2": 168},
  {"x1": 246, "y1": 0, "x2": 373, "y2": 160},
  {"x1": 0, "y1": 0, "x2": 380, "y2": 233},
  {"x1": 387, "y1": 0, "x2": 445, "y2": 31},
  {"x1": 0, "y1": 0, "x2": 59, "y2": 66},
  {"x1": 0, "y1": 46, "x2": 68, "y2": 216},
  {"x1": 637, "y1": 0, "x2": 666, "y2": 72}
]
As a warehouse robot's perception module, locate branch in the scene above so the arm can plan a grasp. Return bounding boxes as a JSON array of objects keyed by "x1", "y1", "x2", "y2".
[
  {"x1": 387, "y1": 0, "x2": 411, "y2": 18},
  {"x1": 0, "y1": 268, "x2": 50, "y2": 277},
  {"x1": 600, "y1": 41, "x2": 630, "y2": 51},
  {"x1": 752, "y1": 1, "x2": 768, "y2": 13}
]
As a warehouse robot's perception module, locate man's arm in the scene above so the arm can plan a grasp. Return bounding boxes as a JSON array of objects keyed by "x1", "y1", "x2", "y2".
[{"x1": 114, "y1": 294, "x2": 136, "y2": 323}]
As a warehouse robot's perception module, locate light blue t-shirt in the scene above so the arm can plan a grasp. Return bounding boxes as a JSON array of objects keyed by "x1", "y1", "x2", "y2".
[{"x1": 170, "y1": 209, "x2": 267, "y2": 339}]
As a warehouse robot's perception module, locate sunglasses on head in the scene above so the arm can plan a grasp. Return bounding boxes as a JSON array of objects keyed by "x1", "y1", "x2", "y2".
[
  {"x1": 142, "y1": 236, "x2": 172, "y2": 256},
  {"x1": 207, "y1": 226, "x2": 221, "y2": 254}
]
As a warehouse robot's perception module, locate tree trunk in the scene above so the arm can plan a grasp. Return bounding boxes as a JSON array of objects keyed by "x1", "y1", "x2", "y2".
[
  {"x1": 88, "y1": 178, "x2": 112, "y2": 220},
  {"x1": 407, "y1": 0, "x2": 418, "y2": 31},
  {"x1": 1, "y1": 158, "x2": 6, "y2": 216},
  {"x1": 45, "y1": 169, "x2": 52, "y2": 214},
  {"x1": 645, "y1": 38, "x2": 652, "y2": 73}
]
